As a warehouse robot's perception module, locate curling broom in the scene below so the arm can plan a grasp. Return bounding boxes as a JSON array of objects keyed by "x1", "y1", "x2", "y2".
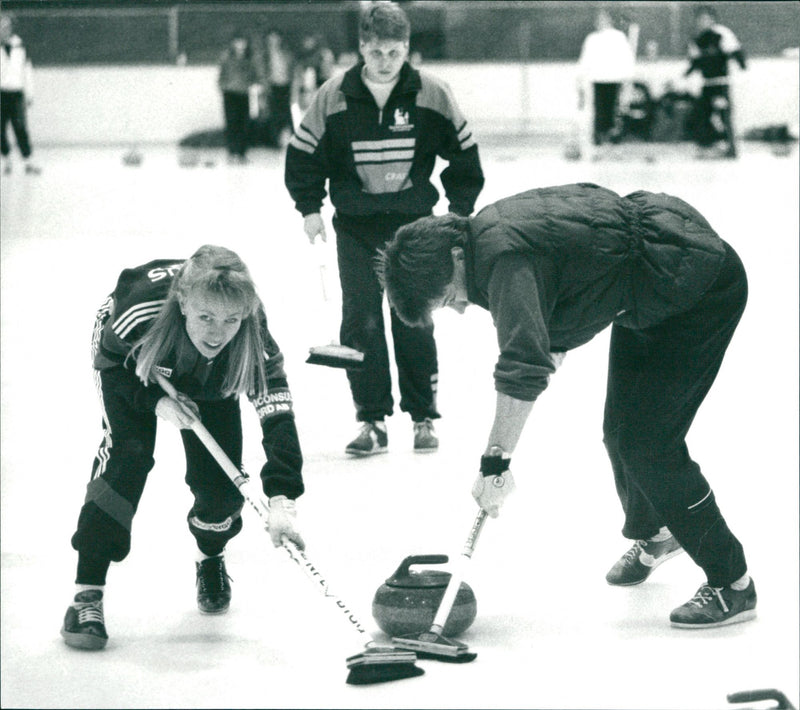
[
  {"x1": 154, "y1": 373, "x2": 421, "y2": 685},
  {"x1": 392, "y1": 508, "x2": 488, "y2": 662},
  {"x1": 306, "y1": 245, "x2": 364, "y2": 370}
]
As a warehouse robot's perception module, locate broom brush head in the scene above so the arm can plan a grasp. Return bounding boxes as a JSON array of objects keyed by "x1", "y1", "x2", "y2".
[
  {"x1": 306, "y1": 343, "x2": 365, "y2": 370},
  {"x1": 345, "y1": 646, "x2": 424, "y2": 685},
  {"x1": 392, "y1": 630, "x2": 477, "y2": 663}
]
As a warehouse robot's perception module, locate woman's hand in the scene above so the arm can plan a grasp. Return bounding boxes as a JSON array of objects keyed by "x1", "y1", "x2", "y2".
[{"x1": 155, "y1": 395, "x2": 200, "y2": 429}]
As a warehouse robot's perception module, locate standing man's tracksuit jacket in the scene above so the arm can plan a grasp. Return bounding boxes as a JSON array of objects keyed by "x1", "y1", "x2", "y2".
[{"x1": 285, "y1": 61, "x2": 484, "y2": 423}]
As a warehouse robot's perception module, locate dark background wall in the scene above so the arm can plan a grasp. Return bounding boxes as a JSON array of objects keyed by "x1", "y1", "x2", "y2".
[{"x1": 2, "y1": 1, "x2": 797, "y2": 66}]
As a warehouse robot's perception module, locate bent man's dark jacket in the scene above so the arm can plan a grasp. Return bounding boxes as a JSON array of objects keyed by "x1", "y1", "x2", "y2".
[{"x1": 464, "y1": 183, "x2": 727, "y2": 402}]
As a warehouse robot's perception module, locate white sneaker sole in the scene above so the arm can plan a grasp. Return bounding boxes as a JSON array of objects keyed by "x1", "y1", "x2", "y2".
[
  {"x1": 345, "y1": 446, "x2": 388, "y2": 457},
  {"x1": 61, "y1": 628, "x2": 108, "y2": 650},
  {"x1": 671, "y1": 608, "x2": 756, "y2": 629}
]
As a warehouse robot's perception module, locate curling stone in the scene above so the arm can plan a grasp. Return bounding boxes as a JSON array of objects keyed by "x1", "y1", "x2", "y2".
[
  {"x1": 122, "y1": 148, "x2": 142, "y2": 166},
  {"x1": 372, "y1": 554, "x2": 477, "y2": 637},
  {"x1": 563, "y1": 141, "x2": 581, "y2": 161},
  {"x1": 178, "y1": 150, "x2": 199, "y2": 168}
]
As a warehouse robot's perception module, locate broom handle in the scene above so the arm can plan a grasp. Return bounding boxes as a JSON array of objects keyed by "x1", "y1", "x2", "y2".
[
  {"x1": 315, "y1": 241, "x2": 340, "y2": 343},
  {"x1": 430, "y1": 508, "x2": 488, "y2": 634},
  {"x1": 153, "y1": 372, "x2": 373, "y2": 642}
]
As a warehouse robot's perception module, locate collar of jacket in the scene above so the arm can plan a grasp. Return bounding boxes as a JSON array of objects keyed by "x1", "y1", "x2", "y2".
[
  {"x1": 340, "y1": 60, "x2": 421, "y2": 101},
  {"x1": 462, "y1": 220, "x2": 486, "y2": 308}
]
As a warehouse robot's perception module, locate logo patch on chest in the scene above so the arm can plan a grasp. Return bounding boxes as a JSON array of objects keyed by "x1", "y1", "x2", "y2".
[{"x1": 389, "y1": 108, "x2": 414, "y2": 132}]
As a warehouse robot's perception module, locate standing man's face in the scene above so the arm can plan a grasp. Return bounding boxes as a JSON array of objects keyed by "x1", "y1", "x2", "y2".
[{"x1": 360, "y1": 39, "x2": 409, "y2": 84}]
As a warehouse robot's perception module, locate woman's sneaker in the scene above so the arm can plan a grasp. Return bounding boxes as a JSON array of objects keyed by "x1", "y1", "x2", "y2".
[
  {"x1": 670, "y1": 579, "x2": 757, "y2": 628},
  {"x1": 196, "y1": 555, "x2": 232, "y2": 614},
  {"x1": 345, "y1": 421, "x2": 388, "y2": 456},
  {"x1": 606, "y1": 534, "x2": 683, "y2": 586},
  {"x1": 61, "y1": 589, "x2": 108, "y2": 650},
  {"x1": 413, "y1": 418, "x2": 439, "y2": 453}
]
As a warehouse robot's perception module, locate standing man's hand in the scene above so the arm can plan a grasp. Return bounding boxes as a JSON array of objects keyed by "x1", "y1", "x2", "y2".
[{"x1": 303, "y1": 213, "x2": 327, "y2": 244}]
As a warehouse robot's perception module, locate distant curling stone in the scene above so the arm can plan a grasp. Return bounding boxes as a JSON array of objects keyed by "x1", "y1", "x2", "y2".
[
  {"x1": 178, "y1": 151, "x2": 200, "y2": 168},
  {"x1": 563, "y1": 141, "x2": 581, "y2": 161},
  {"x1": 122, "y1": 148, "x2": 143, "y2": 166},
  {"x1": 372, "y1": 555, "x2": 477, "y2": 637}
]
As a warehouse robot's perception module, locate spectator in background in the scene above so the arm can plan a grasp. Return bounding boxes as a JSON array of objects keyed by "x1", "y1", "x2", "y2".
[
  {"x1": 1, "y1": 13, "x2": 40, "y2": 175},
  {"x1": 284, "y1": 1, "x2": 484, "y2": 457},
  {"x1": 218, "y1": 30, "x2": 259, "y2": 164},
  {"x1": 576, "y1": 8, "x2": 636, "y2": 160},
  {"x1": 685, "y1": 5, "x2": 746, "y2": 159},
  {"x1": 293, "y1": 33, "x2": 336, "y2": 115},
  {"x1": 650, "y1": 81, "x2": 698, "y2": 144},
  {"x1": 260, "y1": 30, "x2": 295, "y2": 148},
  {"x1": 619, "y1": 81, "x2": 655, "y2": 143}
]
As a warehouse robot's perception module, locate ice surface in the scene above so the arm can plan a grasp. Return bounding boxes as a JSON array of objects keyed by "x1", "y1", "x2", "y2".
[{"x1": 1, "y1": 140, "x2": 798, "y2": 709}]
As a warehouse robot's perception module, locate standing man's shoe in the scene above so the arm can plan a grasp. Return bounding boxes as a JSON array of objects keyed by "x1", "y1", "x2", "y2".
[{"x1": 345, "y1": 421, "x2": 388, "y2": 456}]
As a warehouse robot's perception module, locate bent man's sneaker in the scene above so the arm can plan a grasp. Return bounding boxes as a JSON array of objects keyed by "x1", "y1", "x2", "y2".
[
  {"x1": 61, "y1": 589, "x2": 108, "y2": 650},
  {"x1": 196, "y1": 555, "x2": 232, "y2": 614},
  {"x1": 345, "y1": 421, "x2": 388, "y2": 456},
  {"x1": 670, "y1": 579, "x2": 757, "y2": 628},
  {"x1": 606, "y1": 534, "x2": 683, "y2": 586},
  {"x1": 413, "y1": 418, "x2": 439, "y2": 453}
]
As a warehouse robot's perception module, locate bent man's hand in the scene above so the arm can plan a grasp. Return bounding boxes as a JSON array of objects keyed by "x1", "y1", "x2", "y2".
[{"x1": 472, "y1": 465, "x2": 516, "y2": 518}]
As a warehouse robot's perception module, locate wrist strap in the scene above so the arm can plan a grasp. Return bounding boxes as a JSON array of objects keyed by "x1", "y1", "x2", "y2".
[{"x1": 480, "y1": 455, "x2": 510, "y2": 477}]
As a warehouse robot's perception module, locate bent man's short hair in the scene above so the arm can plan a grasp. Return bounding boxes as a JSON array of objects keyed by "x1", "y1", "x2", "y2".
[{"x1": 377, "y1": 214, "x2": 469, "y2": 326}]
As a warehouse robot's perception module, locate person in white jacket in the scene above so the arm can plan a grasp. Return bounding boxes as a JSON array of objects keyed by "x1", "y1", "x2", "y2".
[
  {"x1": 1, "y1": 13, "x2": 40, "y2": 175},
  {"x1": 576, "y1": 9, "x2": 635, "y2": 157}
]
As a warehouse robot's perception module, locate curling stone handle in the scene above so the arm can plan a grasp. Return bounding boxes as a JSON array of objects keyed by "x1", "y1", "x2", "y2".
[{"x1": 391, "y1": 554, "x2": 449, "y2": 581}]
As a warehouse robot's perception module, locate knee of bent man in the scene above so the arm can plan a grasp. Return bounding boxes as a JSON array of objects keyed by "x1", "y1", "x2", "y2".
[{"x1": 604, "y1": 423, "x2": 670, "y2": 471}]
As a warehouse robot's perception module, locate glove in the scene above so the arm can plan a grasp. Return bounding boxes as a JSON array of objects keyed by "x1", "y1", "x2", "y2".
[
  {"x1": 268, "y1": 495, "x2": 305, "y2": 550},
  {"x1": 472, "y1": 450, "x2": 516, "y2": 518}
]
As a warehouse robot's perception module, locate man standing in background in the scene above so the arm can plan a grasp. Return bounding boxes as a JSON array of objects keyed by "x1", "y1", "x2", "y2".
[
  {"x1": 217, "y1": 30, "x2": 259, "y2": 165},
  {"x1": 685, "y1": 5, "x2": 747, "y2": 159},
  {"x1": 576, "y1": 9, "x2": 636, "y2": 160},
  {"x1": 1, "y1": 13, "x2": 40, "y2": 175}
]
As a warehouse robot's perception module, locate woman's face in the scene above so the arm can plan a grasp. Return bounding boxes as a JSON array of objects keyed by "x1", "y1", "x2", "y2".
[
  {"x1": 181, "y1": 290, "x2": 244, "y2": 359},
  {"x1": 360, "y1": 38, "x2": 408, "y2": 84}
]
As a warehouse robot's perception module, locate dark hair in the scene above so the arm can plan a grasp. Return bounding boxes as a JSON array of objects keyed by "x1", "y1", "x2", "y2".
[
  {"x1": 359, "y1": 1, "x2": 411, "y2": 44},
  {"x1": 694, "y1": 5, "x2": 717, "y2": 20},
  {"x1": 376, "y1": 214, "x2": 469, "y2": 327}
]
